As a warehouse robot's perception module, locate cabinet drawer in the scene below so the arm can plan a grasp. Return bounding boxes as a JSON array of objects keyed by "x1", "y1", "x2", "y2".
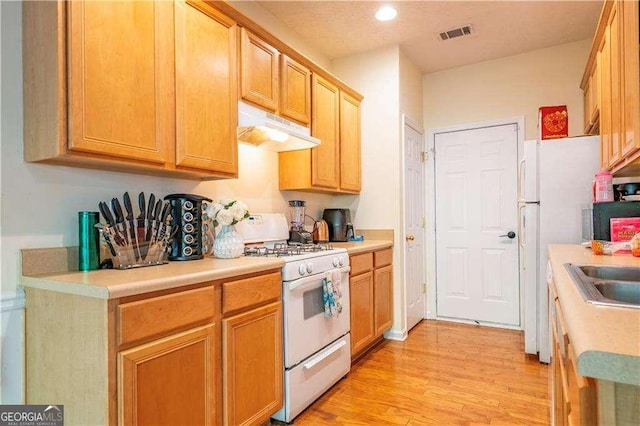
[
  {"x1": 222, "y1": 272, "x2": 281, "y2": 314},
  {"x1": 350, "y1": 252, "x2": 373, "y2": 276},
  {"x1": 374, "y1": 248, "x2": 392, "y2": 268},
  {"x1": 117, "y1": 286, "x2": 216, "y2": 347}
]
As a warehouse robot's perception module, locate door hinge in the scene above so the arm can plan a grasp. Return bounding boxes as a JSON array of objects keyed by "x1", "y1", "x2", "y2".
[
  {"x1": 421, "y1": 151, "x2": 428, "y2": 162},
  {"x1": 423, "y1": 283, "x2": 427, "y2": 293}
]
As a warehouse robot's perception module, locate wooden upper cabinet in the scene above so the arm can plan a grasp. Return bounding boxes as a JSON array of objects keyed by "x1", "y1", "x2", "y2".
[
  {"x1": 584, "y1": 0, "x2": 640, "y2": 175},
  {"x1": 311, "y1": 74, "x2": 341, "y2": 189},
  {"x1": 240, "y1": 28, "x2": 279, "y2": 112},
  {"x1": 175, "y1": 0, "x2": 238, "y2": 176},
  {"x1": 340, "y1": 91, "x2": 362, "y2": 192},
  {"x1": 279, "y1": 54, "x2": 311, "y2": 125},
  {"x1": 23, "y1": 0, "x2": 240, "y2": 180},
  {"x1": 621, "y1": 0, "x2": 640, "y2": 157},
  {"x1": 67, "y1": 1, "x2": 172, "y2": 164},
  {"x1": 608, "y1": 3, "x2": 622, "y2": 168}
]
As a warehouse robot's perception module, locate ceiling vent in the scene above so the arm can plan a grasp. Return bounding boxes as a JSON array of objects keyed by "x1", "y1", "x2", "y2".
[{"x1": 438, "y1": 24, "x2": 474, "y2": 41}]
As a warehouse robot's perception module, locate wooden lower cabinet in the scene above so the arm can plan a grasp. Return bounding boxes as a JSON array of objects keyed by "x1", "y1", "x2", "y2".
[
  {"x1": 349, "y1": 247, "x2": 393, "y2": 359},
  {"x1": 549, "y1": 276, "x2": 598, "y2": 426},
  {"x1": 118, "y1": 324, "x2": 217, "y2": 425},
  {"x1": 24, "y1": 269, "x2": 283, "y2": 426},
  {"x1": 350, "y1": 271, "x2": 375, "y2": 356},
  {"x1": 374, "y1": 264, "x2": 393, "y2": 336},
  {"x1": 223, "y1": 301, "x2": 283, "y2": 426}
]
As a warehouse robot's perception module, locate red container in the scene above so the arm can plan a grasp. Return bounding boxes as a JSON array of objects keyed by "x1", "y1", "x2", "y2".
[
  {"x1": 610, "y1": 217, "x2": 640, "y2": 243},
  {"x1": 539, "y1": 106, "x2": 568, "y2": 140}
]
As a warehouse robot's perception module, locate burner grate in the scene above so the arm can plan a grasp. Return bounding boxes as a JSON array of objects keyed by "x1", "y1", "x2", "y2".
[{"x1": 244, "y1": 242, "x2": 335, "y2": 258}]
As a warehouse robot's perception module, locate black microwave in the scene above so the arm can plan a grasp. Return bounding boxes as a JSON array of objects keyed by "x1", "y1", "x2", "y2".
[{"x1": 592, "y1": 201, "x2": 640, "y2": 241}]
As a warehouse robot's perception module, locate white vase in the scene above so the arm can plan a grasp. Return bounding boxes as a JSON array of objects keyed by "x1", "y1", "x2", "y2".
[{"x1": 213, "y1": 225, "x2": 244, "y2": 259}]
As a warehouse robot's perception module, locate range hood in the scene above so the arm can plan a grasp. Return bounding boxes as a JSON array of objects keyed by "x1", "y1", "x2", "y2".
[{"x1": 237, "y1": 101, "x2": 320, "y2": 152}]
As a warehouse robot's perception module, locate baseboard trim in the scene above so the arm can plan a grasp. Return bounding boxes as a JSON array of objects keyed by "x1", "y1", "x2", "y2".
[
  {"x1": 384, "y1": 328, "x2": 407, "y2": 341},
  {"x1": 1, "y1": 289, "x2": 26, "y2": 312}
]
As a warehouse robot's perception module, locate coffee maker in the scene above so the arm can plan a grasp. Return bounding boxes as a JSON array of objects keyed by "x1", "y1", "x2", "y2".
[{"x1": 288, "y1": 200, "x2": 312, "y2": 244}]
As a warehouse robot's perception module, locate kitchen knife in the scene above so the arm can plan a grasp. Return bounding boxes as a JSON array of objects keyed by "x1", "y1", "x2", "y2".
[
  {"x1": 94, "y1": 213, "x2": 117, "y2": 257},
  {"x1": 137, "y1": 192, "x2": 146, "y2": 220},
  {"x1": 153, "y1": 199, "x2": 163, "y2": 221},
  {"x1": 137, "y1": 192, "x2": 148, "y2": 260},
  {"x1": 123, "y1": 192, "x2": 134, "y2": 221},
  {"x1": 98, "y1": 201, "x2": 116, "y2": 226},
  {"x1": 123, "y1": 192, "x2": 141, "y2": 261},
  {"x1": 160, "y1": 201, "x2": 172, "y2": 223},
  {"x1": 111, "y1": 198, "x2": 125, "y2": 224},
  {"x1": 147, "y1": 193, "x2": 156, "y2": 220}
]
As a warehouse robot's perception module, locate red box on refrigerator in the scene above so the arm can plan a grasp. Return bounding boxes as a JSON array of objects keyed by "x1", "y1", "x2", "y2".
[
  {"x1": 610, "y1": 217, "x2": 640, "y2": 243},
  {"x1": 539, "y1": 105, "x2": 568, "y2": 140}
]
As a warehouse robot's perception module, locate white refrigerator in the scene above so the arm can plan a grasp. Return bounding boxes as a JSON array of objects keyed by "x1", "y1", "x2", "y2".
[{"x1": 519, "y1": 135, "x2": 600, "y2": 363}]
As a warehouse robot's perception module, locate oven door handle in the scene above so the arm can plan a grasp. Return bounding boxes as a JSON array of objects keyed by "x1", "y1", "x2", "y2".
[
  {"x1": 303, "y1": 338, "x2": 347, "y2": 370},
  {"x1": 287, "y1": 265, "x2": 351, "y2": 291}
]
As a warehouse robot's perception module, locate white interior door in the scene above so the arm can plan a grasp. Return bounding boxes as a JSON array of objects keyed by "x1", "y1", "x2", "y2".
[
  {"x1": 404, "y1": 120, "x2": 426, "y2": 331},
  {"x1": 434, "y1": 124, "x2": 520, "y2": 326}
]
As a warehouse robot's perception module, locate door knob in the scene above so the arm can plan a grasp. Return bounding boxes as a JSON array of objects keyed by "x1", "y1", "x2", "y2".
[
  {"x1": 406, "y1": 235, "x2": 415, "y2": 242},
  {"x1": 499, "y1": 231, "x2": 516, "y2": 239}
]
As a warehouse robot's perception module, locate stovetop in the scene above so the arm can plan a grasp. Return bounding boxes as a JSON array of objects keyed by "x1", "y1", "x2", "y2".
[{"x1": 244, "y1": 242, "x2": 336, "y2": 258}]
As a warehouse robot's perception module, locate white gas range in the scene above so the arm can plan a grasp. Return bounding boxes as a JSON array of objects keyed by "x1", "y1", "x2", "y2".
[{"x1": 237, "y1": 214, "x2": 351, "y2": 423}]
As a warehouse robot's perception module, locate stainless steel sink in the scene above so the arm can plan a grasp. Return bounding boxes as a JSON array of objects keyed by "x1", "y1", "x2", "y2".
[{"x1": 564, "y1": 264, "x2": 640, "y2": 309}]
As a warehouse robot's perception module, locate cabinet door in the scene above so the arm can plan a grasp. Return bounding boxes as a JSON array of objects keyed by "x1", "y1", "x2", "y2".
[
  {"x1": 621, "y1": 0, "x2": 640, "y2": 157},
  {"x1": 600, "y1": 24, "x2": 612, "y2": 169},
  {"x1": 374, "y1": 265, "x2": 393, "y2": 336},
  {"x1": 608, "y1": 3, "x2": 623, "y2": 168},
  {"x1": 223, "y1": 301, "x2": 283, "y2": 426},
  {"x1": 280, "y1": 54, "x2": 311, "y2": 125},
  {"x1": 339, "y1": 91, "x2": 362, "y2": 193},
  {"x1": 175, "y1": 0, "x2": 238, "y2": 175},
  {"x1": 67, "y1": 1, "x2": 172, "y2": 163},
  {"x1": 311, "y1": 74, "x2": 340, "y2": 189},
  {"x1": 350, "y1": 272, "x2": 374, "y2": 356},
  {"x1": 240, "y1": 28, "x2": 279, "y2": 112},
  {"x1": 118, "y1": 324, "x2": 216, "y2": 425}
]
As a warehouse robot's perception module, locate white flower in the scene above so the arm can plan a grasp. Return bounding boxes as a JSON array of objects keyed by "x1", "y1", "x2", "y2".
[
  {"x1": 206, "y1": 199, "x2": 250, "y2": 226},
  {"x1": 230, "y1": 203, "x2": 247, "y2": 221},
  {"x1": 216, "y1": 208, "x2": 235, "y2": 226}
]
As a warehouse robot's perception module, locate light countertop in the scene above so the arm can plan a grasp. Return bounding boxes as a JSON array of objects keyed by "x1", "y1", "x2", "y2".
[
  {"x1": 22, "y1": 256, "x2": 284, "y2": 300},
  {"x1": 333, "y1": 240, "x2": 393, "y2": 255},
  {"x1": 548, "y1": 244, "x2": 640, "y2": 385}
]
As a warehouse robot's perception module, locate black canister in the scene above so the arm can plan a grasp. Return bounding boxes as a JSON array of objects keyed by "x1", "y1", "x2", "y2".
[
  {"x1": 78, "y1": 211, "x2": 100, "y2": 271},
  {"x1": 164, "y1": 194, "x2": 212, "y2": 260}
]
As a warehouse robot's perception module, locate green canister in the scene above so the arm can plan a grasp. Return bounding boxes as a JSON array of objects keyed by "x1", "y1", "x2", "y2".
[{"x1": 78, "y1": 211, "x2": 100, "y2": 271}]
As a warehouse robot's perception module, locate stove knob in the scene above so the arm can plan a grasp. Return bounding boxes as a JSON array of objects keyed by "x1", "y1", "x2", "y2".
[
  {"x1": 338, "y1": 257, "x2": 345, "y2": 267},
  {"x1": 332, "y1": 258, "x2": 340, "y2": 267},
  {"x1": 298, "y1": 264, "x2": 307, "y2": 276},
  {"x1": 306, "y1": 263, "x2": 313, "y2": 274}
]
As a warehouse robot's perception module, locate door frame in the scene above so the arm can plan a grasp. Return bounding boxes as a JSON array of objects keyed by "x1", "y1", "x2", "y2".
[
  {"x1": 401, "y1": 114, "x2": 426, "y2": 331},
  {"x1": 426, "y1": 116, "x2": 525, "y2": 327}
]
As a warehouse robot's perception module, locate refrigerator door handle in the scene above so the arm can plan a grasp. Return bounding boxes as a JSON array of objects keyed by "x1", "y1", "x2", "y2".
[
  {"x1": 518, "y1": 157, "x2": 526, "y2": 201},
  {"x1": 519, "y1": 204, "x2": 526, "y2": 249}
]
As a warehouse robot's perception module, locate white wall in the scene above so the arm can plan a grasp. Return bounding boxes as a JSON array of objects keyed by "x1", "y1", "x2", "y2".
[
  {"x1": 424, "y1": 39, "x2": 592, "y2": 140},
  {"x1": 400, "y1": 49, "x2": 424, "y2": 128},
  {"x1": 332, "y1": 46, "x2": 407, "y2": 336},
  {"x1": 0, "y1": 1, "x2": 332, "y2": 403}
]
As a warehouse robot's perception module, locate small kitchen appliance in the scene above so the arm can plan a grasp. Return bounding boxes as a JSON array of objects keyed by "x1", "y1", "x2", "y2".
[
  {"x1": 312, "y1": 219, "x2": 329, "y2": 243},
  {"x1": 322, "y1": 208, "x2": 354, "y2": 242},
  {"x1": 288, "y1": 200, "x2": 312, "y2": 244},
  {"x1": 236, "y1": 213, "x2": 351, "y2": 423},
  {"x1": 164, "y1": 193, "x2": 212, "y2": 261}
]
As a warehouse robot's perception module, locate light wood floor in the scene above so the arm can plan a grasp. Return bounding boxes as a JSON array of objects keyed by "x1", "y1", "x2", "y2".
[{"x1": 293, "y1": 320, "x2": 549, "y2": 425}]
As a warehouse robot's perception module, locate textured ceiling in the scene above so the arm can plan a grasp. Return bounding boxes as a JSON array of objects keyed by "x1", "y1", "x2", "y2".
[{"x1": 257, "y1": 0, "x2": 603, "y2": 73}]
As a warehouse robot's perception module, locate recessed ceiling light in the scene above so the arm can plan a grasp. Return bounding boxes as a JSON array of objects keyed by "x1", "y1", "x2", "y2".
[{"x1": 375, "y1": 6, "x2": 397, "y2": 22}]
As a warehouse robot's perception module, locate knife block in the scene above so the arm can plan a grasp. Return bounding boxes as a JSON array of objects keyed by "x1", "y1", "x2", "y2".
[
  {"x1": 164, "y1": 194, "x2": 212, "y2": 261},
  {"x1": 99, "y1": 220, "x2": 172, "y2": 269}
]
